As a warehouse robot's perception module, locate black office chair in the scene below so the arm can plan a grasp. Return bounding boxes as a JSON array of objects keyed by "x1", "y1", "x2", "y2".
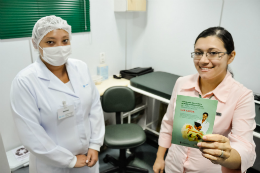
[{"x1": 101, "y1": 86, "x2": 148, "y2": 173}]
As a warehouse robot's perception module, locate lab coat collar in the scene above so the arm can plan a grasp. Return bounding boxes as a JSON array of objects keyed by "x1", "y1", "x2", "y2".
[
  {"x1": 35, "y1": 57, "x2": 79, "y2": 98},
  {"x1": 66, "y1": 60, "x2": 81, "y2": 98},
  {"x1": 181, "y1": 71, "x2": 233, "y2": 103},
  {"x1": 35, "y1": 57, "x2": 50, "y2": 80}
]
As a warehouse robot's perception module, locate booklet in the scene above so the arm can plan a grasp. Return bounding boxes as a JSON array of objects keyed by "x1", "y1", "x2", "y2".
[
  {"x1": 12, "y1": 146, "x2": 30, "y2": 162},
  {"x1": 171, "y1": 95, "x2": 218, "y2": 148}
]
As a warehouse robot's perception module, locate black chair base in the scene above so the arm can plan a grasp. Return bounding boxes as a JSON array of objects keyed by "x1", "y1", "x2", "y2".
[{"x1": 101, "y1": 149, "x2": 149, "y2": 173}]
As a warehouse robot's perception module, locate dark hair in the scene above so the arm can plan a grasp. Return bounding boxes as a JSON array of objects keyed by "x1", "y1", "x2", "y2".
[
  {"x1": 203, "y1": 112, "x2": 208, "y2": 117},
  {"x1": 194, "y1": 27, "x2": 235, "y2": 77},
  {"x1": 195, "y1": 122, "x2": 201, "y2": 127},
  {"x1": 195, "y1": 27, "x2": 234, "y2": 54}
]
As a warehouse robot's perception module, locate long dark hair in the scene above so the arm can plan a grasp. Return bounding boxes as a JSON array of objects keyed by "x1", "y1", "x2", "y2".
[{"x1": 194, "y1": 27, "x2": 235, "y2": 77}]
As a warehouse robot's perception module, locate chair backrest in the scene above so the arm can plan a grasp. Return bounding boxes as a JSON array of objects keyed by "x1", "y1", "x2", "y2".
[{"x1": 102, "y1": 86, "x2": 135, "y2": 113}]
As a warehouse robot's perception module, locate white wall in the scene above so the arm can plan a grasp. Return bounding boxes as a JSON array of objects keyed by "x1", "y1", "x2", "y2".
[
  {"x1": 126, "y1": 12, "x2": 147, "y2": 69},
  {"x1": 126, "y1": 0, "x2": 260, "y2": 94},
  {"x1": 221, "y1": 0, "x2": 260, "y2": 94},
  {"x1": 0, "y1": 0, "x2": 126, "y2": 151},
  {"x1": 127, "y1": 0, "x2": 223, "y2": 76}
]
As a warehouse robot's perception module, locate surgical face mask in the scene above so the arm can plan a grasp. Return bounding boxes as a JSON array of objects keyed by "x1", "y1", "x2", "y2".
[{"x1": 39, "y1": 45, "x2": 72, "y2": 66}]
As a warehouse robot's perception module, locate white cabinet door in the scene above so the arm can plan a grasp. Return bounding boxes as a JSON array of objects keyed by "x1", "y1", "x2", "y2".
[{"x1": 0, "y1": 39, "x2": 32, "y2": 151}]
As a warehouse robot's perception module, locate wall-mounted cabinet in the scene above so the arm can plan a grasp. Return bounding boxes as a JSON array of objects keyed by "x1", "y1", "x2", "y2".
[{"x1": 114, "y1": 0, "x2": 146, "y2": 12}]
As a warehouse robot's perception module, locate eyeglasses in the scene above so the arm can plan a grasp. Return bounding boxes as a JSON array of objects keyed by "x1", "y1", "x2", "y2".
[{"x1": 191, "y1": 51, "x2": 228, "y2": 60}]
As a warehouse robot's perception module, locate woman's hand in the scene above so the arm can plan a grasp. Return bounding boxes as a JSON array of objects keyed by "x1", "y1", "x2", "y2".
[
  {"x1": 153, "y1": 157, "x2": 165, "y2": 173},
  {"x1": 197, "y1": 134, "x2": 232, "y2": 164},
  {"x1": 74, "y1": 155, "x2": 88, "y2": 168},
  {"x1": 86, "y1": 148, "x2": 99, "y2": 167}
]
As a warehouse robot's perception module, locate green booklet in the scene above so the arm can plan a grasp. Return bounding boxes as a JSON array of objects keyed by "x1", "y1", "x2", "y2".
[{"x1": 171, "y1": 95, "x2": 218, "y2": 148}]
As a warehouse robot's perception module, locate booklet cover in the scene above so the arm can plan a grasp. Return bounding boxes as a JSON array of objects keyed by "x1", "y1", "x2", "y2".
[
  {"x1": 12, "y1": 146, "x2": 30, "y2": 162},
  {"x1": 171, "y1": 95, "x2": 218, "y2": 148}
]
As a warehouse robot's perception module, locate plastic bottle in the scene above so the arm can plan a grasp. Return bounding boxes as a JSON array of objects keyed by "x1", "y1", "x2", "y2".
[{"x1": 97, "y1": 53, "x2": 108, "y2": 80}]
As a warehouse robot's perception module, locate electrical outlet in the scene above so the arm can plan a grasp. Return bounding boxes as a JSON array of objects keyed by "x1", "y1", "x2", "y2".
[{"x1": 100, "y1": 52, "x2": 105, "y2": 64}]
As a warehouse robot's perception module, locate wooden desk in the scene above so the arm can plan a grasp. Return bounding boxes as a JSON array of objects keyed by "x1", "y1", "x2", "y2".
[{"x1": 95, "y1": 76, "x2": 130, "y2": 96}]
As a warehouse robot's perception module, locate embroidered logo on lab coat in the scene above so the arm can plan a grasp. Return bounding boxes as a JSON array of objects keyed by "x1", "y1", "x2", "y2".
[{"x1": 83, "y1": 84, "x2": 89, "y2": 88}]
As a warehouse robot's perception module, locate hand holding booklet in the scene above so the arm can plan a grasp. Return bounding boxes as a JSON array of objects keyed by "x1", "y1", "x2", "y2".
[{"x1": 171, "y1": 95, "x2": 218, "y2": 148}]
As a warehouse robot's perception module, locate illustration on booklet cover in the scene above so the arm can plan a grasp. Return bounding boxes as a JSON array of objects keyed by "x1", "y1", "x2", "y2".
[{"x1": 172, "y1": 95, "x2": 218, "y2": 148}]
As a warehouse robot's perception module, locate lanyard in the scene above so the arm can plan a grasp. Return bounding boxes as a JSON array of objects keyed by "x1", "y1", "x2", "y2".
[{"x1": 199, "y1": 94, "x2": 214, "y2": 100}]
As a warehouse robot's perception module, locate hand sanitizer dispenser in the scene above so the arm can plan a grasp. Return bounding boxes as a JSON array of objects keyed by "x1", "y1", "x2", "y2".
[{"x1": 97, "y1": 53, "x2": 108, "y2": 80}]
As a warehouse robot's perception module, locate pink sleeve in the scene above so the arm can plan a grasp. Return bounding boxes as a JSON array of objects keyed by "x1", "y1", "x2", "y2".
[
  {"x1": 158, "y1": 78, "x2": 181, "y2": 148},
  {"x1": 222, "y1": 90, "x2": 256, "y2": 173}
]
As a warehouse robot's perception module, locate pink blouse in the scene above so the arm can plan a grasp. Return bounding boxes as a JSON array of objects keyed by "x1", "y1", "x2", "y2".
[{"x1": 159, "y1": 71, "x2": 256, "y2": 173}]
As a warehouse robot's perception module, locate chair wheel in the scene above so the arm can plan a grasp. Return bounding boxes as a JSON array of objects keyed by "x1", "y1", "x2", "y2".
[{"x1": 103, "y1": 155, "x2": 109, "y2": 163}]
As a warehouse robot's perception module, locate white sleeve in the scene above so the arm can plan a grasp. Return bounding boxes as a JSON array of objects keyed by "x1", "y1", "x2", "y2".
[
  {"x1": 88, "y1": 72, "x2": 105, "y2": 152},
  {"x1": 10, "y1": 77, "x2": 75, "y2": 168},
  {"x1": 68, "y1": 156, "x2": 77, "y2": 168}
]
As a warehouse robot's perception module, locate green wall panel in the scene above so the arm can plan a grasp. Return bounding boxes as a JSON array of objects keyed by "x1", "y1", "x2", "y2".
[{"x1": 0, "y1": 0, "x2": 90, "y2": 39}]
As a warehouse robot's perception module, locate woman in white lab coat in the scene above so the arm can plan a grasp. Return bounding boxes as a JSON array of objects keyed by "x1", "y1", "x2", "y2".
[{"x1": 10, "y1": 15, "x2": 105, "y2": 173}]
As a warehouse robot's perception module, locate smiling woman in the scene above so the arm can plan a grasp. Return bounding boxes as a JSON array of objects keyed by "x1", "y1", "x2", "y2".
[
  {"x1": 193, "y1": 31, "x2": 236, "y2": 95},
  {"x1": 153, "y1": 27, "x2": 256, "y2": 173},
  {"x1": 193, "y1": 27, "x2": 235, "y2": 80}
]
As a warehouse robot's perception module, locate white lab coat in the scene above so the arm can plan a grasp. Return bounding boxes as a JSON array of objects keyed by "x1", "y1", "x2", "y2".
[
  {"x1": 10, "y1": 57, "x2": 105, "y2": 173},
  {"x1": 196, "y1": 120, "x2": 210, "y2": 134}
]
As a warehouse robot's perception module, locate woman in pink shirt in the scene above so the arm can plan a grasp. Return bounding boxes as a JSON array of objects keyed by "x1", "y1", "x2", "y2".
[{"x1": 153, "y1": 27, "x2": 256, "y2": 173}]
